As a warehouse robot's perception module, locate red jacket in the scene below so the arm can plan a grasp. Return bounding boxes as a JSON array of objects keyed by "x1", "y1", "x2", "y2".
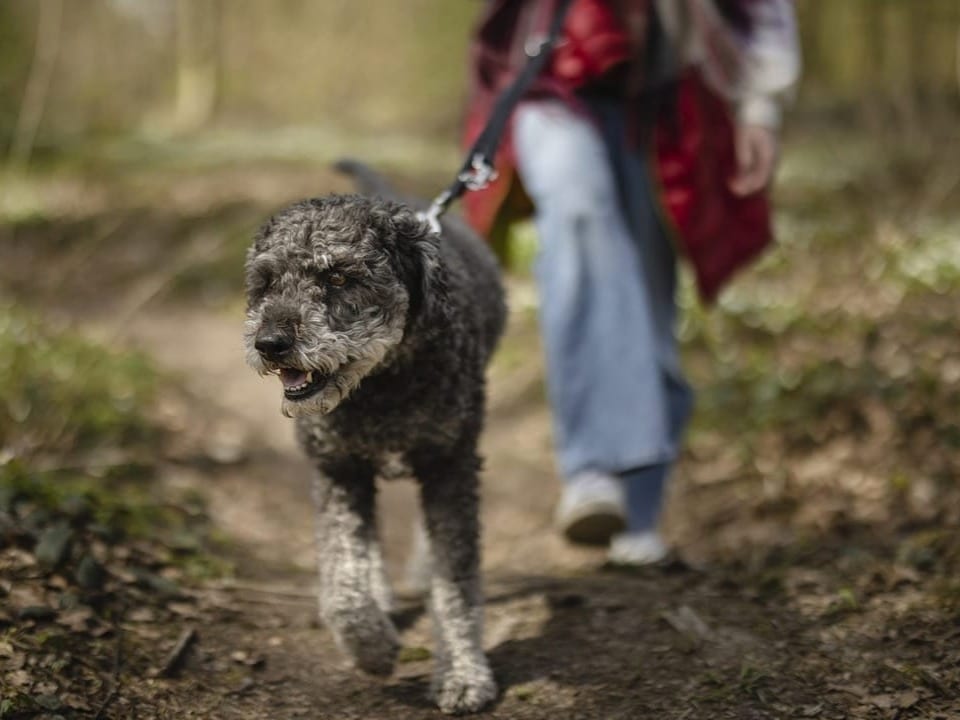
[{"x1": 463, "y1": 0, "x2": 773, "y2": 303}]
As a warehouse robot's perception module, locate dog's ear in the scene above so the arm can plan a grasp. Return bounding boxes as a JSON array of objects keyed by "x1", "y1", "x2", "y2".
[{"x1": 390, "y1": 207, "x2": 448, "y2": 326}]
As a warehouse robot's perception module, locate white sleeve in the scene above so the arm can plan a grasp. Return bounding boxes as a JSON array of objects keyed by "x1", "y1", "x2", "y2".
[{"x1": 735, "y1": 0, "x2": 802, "y2": 128}]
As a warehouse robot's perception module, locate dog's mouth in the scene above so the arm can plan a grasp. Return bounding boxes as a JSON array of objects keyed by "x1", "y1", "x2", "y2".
[{"x1": 278, "y1": 367, "x2": 330, "y2": 401}]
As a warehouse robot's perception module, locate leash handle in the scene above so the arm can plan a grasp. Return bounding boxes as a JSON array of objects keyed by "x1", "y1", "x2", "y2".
[{"x1": 421, "y1": 0, "x2": 575, "y2": 233}]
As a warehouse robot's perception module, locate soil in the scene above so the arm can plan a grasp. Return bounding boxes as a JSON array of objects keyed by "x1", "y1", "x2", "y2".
[
  {"x1": 32, "y1": 297, "x2": 950, "y2": 720},
  {"x1": 3, "y1": 158, "x2": 960, "y2": 719}
]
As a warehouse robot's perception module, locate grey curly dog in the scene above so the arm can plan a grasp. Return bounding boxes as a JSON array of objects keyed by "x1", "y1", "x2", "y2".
[{"x1": 243, "y1": 161, "x2": 505, "y2": 714}]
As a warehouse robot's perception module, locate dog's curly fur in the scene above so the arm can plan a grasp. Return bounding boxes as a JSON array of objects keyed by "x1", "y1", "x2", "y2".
[{"x1": 243, "y1": 161, "x2": 505, "y2": 714}]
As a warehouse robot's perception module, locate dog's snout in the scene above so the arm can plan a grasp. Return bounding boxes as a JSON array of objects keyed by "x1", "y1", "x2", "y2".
[{"x1": 255, "y1": 329, "x2": 295, "y2": 358}]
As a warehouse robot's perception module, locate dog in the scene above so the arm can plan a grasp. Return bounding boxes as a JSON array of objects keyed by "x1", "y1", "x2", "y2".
[{"x1": 243, "y1": 160, "x2": 505, "y2": 714}]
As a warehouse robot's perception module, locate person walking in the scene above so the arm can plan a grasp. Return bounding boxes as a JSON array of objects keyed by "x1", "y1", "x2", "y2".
[{"x1": 461, "y1": 0, "x2": 801, "y2": 564}]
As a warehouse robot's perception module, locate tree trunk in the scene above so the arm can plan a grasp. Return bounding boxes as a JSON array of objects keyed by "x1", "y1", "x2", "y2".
[
  {"x1": 8, "y1": 0, "x2": 64, "y2": 167},
  {"x1": 173, "y1": 0, "x2": 220, "y2": 133}
]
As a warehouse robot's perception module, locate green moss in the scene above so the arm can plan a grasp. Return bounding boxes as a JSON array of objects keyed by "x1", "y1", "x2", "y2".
[{"x1": 0, "y1": 304, "x2": 159, "y2": 456}]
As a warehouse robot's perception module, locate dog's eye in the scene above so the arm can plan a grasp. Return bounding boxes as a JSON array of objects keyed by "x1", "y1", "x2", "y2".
[
  {"x1": 251, "y1": 269, "x2": 274, "y2": 296},
  {"x1": 327, "y1": 271, "x2": 347, "y2": 287}
]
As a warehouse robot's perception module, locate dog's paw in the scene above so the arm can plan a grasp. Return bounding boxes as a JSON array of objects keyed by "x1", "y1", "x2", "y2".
[
  {"x1": 432, "y1": 664, "x2": 498, "y2": 715},
  {"x1": 328, "y1": 604, "x2": 400, "y2": 677}
]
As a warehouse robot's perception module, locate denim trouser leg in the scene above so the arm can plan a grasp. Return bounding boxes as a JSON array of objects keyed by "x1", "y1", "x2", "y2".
[{"x1": 513, "y1": 100, "x2": 692, "y2": 485}]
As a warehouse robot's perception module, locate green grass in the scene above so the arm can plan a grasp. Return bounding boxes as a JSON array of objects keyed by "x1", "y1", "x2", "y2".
[
  {"x1": 0, "y1": 304, "x2": 224, "y2": 576},
  {"x1": 668, "y1": 129, "x2": 960, "y2": 456},
  {"x1": 0, "y1": 304, "x2": 159, "y2": 457}
]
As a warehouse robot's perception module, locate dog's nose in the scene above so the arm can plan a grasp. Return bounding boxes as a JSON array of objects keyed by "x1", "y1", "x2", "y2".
[{"x1": 255, "y1": 331, "x2": 294, "y2": 358}]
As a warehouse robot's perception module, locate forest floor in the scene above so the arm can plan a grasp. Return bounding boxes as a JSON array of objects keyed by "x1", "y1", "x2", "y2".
[{"x1": 2, "y1": 126, "x2": 960, "y2": 719}]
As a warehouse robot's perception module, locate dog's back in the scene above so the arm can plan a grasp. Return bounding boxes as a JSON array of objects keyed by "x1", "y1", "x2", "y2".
[{"x1": 335, "y1": 160, "x2": 506, "y2": 363}]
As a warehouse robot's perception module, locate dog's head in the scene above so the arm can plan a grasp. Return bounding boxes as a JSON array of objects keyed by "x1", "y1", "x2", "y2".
[{"x1": 243, "y1": 195, "x2": 443, "y2": 417}]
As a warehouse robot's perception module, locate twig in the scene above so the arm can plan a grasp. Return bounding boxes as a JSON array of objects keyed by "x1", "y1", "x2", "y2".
[
  {"x1": 222, "y1": 594, "x2": 314, "y2": 608},
  {"x1": 94, "y1": 683, "x2": 119, "y2": 718},
  {"x1": 661, "y1": 605, "x2": 714, "y2": 644},
  {"x1": 107, "y1": 229, "x2": 232, "y2": 341},
  {"x1": 211, "y1": 580, "x2": 316, "y2": 600},
  {"x1": 44, "y1": 216, "x2": 126, "y2": 303},
  {"x1": 159, "y1": 626, "x2": 198, "y2": 678}
]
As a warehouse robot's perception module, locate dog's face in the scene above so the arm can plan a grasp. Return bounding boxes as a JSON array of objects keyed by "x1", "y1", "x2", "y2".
[{"x1": 243, "y1": 195, "x2": 439, "y2": 417}]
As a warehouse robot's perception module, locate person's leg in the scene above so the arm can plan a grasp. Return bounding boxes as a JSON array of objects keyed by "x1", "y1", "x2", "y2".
[
  {"x1": 612, "y1": 391, "x2": 688, "y2": 563},
  {"x1": 592, "y1": 101, "x2": 694, "y2": 564},
  {"x1": 612, "y1": 380, "x2": 689, "y2": 564},
  {"x1": 513, "y1": 100, "x2": 677, "y2": 543}
]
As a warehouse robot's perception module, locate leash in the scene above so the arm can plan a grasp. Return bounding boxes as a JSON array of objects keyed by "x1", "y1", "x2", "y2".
[{"x1": 419, "y1": 0, "x2": 575, "y2": 234}]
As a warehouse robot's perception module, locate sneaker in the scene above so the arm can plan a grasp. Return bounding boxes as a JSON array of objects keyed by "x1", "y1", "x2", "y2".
[
  {"x1": 608, "y1": 530, "x2": 669, "y2": 566},
  {"x1": 555, "y1": 471, "x2": 626, "y2": 545}
]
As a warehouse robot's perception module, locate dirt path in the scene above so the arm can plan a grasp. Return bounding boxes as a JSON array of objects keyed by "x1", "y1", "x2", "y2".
[
  {"x1": 112, "y1": 300, "x2": 616, "y2": 719},
  {"x1": 5, "y1": 134, "x2": 960, "y2": 717},
  {"x1": 112, "y1": 301, "x2": 715, "y2": 720},
  {"x1": 82, "y1": 297, "x2": 958, "y2": 720}
]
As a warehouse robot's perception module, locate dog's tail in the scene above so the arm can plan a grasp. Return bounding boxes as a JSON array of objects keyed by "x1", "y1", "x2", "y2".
[{"x1": 334, "y1": 158, "x2": 395, "y2": 199}]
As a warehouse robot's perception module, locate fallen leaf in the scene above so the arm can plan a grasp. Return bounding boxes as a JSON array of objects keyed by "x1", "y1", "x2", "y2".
[
  {"x1": 128, "y1": 607, "x2": 156, "y2": 623},
  {"x1": 17, "y1": 605, "x2": 57, "y2": 622},
  {"x1": 57, "y1": 607, "x2": 95, "y2": 632},
  {"x1": 35, "y1": 681, "x2": 57, "y2": 695},
  {"x1": 34, "y1": 694, "x2": 61, "y2": 711},
  {"x1": 896, "y1": 690, "x2": 920, "y2": 709},
  {"x1": 167, "y1": 601, "x2": 200, "y2": 619},
  {"x1": 866, "y1": 694, "x2": 895, "y2": 709},
  {"x1": 61, "y1": 693, "x2": 93, "y2": 711},
  {"x1": 34, "y1": 523, "x2": 73, "y2": 568},
  {"x1": 827, "y1": 683, "x2": 868, "y2": 698},
  {"x1": 230, "y1": 650, "x2": 265, "y2": 669},
  {"x1": 8, "y1": 669, "x2": 32, "y2": 688}
]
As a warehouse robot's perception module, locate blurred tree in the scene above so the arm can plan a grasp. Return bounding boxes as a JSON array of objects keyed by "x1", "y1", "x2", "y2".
[
  {"x1": 796, "y1": 0, "x2": 960, "y2": 126},
  {"x1": 7, "y1": 0, "x2": 62, "y2": 167},
  {"x1": 956, "y1": 23, "x2": 960, "y2": 97},
  {"x1": 173, "y1": 0, "x2": 220, "y2": 133},
  {"x1": 0, "y1": 0, "x2": 956, "y2": 153}
]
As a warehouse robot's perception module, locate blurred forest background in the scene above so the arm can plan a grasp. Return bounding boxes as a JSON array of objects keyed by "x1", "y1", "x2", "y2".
[
  {"x1": 1, "y1": 1, "x2": 958, "y2": 167},
  {"x1": 2, "y1": 2, "x2": 960, "y2": 719}
]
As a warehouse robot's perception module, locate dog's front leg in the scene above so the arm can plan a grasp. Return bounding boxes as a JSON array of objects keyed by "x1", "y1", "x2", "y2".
[
  {"x1": 312, "y1": 457, "x2": 399, "y2": 676},
  {"x1": 412, "y1": 447, "x2": 497, "y2": 714}
]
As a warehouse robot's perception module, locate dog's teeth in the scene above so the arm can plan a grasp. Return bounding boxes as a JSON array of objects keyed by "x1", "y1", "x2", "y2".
[{"x1": 306, "y1": 371, "x2": 314, "y2": 383}]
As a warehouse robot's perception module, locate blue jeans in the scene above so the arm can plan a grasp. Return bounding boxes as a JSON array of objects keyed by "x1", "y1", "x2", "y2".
[{"x1": 513, "y1": 99, "x2": 693, "y2": 487}]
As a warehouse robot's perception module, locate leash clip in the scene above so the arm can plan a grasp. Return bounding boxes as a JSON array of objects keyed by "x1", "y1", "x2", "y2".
[
  {"x1": 418, "y1": 190, "x2": 451, "y2": 236},
  {"x1": 458, "y1": 154, "x2": 499, "y2": 192}
]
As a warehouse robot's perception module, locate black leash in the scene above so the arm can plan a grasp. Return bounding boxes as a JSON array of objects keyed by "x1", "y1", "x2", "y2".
[{"x1": 420, "y1": 0, "x2": 575, "y2": 233}]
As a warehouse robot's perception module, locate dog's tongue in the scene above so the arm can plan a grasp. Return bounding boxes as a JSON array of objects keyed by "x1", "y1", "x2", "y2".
[{"x1": 279, "y1": 368, "x2": 308, "y2": 388}]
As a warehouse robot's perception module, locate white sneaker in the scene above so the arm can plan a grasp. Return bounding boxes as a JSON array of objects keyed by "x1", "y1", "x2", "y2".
[
  {"x1": 608, "y1": 530, "x2": 669, "y2": 566},
  {"x1": 555, "y1": 471, "x2": 626, "y2": 545}
]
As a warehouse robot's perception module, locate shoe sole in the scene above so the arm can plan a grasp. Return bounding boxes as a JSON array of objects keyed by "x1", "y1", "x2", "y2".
[
  {"x1": 607, "y1": 546, "x2": 669, "y2": 567},
  {"x1": 559, "y1": 502, "x2": 626, "y2": 546}
]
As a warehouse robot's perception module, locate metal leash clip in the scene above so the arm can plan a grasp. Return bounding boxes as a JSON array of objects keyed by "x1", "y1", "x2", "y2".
[
  {"x1": 458, "y1": 154, "x2": 499, "y2": 192},
  {"x1": 525, "y1": 34, "x2": 549, "y2": 58},
  {"x1": 418, "y1": 190, "x2": 451, "y2": 236}
]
